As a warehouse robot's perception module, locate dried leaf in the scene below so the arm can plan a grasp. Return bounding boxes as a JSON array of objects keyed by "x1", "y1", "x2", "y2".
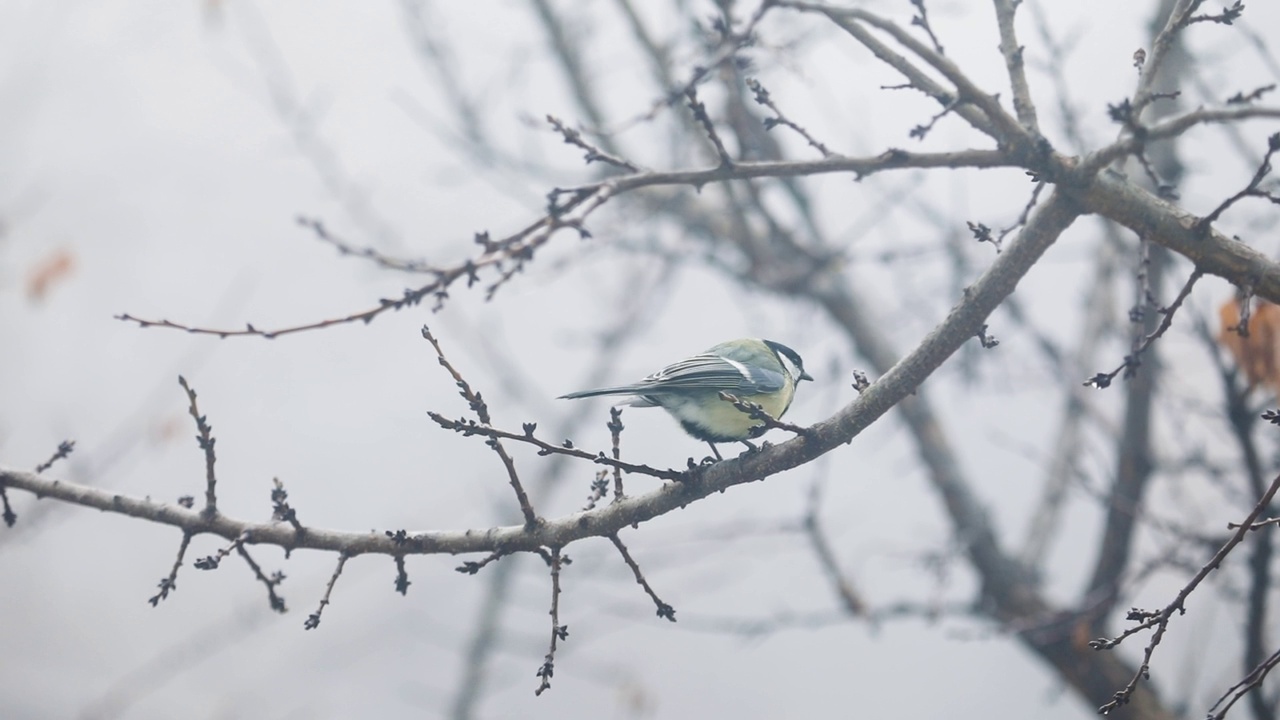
[
  {"x1": 25, "y1": 247, "x2": 76, "y2": 302},
  {"x1": 1219, "y1": 298, "x2": 1280, "y2": 393}
]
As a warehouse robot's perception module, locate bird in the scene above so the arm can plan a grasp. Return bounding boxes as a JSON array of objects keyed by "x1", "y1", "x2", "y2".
[{"x1": 559, "y1": 338, "x2": 812, "y2": 460}]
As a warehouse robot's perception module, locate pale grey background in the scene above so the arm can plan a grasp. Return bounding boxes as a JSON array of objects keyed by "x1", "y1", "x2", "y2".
[{"x1": 2, "y1": 1, "x2": 1278, "y2": 718}]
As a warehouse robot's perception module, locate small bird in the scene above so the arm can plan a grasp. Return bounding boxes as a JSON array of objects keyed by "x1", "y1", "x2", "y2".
[{"x1": 559, "y1": 338, "x2": 813, "y2": 460}]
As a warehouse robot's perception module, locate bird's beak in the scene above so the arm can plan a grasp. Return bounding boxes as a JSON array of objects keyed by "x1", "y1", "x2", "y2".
[{"x1": 800, "y1": 370, "x2": 814, "y2": 382}]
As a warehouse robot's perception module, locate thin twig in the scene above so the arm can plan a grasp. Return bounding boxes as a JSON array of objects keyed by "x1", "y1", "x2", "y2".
[
  {"x1": 299, "y1": 217, "x2": 434, "y2": 273},
  {"x1": 422, "y1": 326, "x2": 539, "y2": 527},
  {"x1": 534, "y1": 547, "x2": 568, "y2": 695},
  {"x1": 1179, "y1": 0, "x2": 1244, "y2": 29},
  {"x1": 998, "y1": 179, "x2": 1048, "y2": 245},
  {"x1": 783, "y1": 2, "x2": 1036, "y2": 152},
  {"x1": 236, "y1": 544, "x2": 287, "y2": 613},
  {"x1": 607, "y1": 408, "x2": 626, "y2": 499},
  {"x1": 455, "y1": 550, "x2": 510, "y2": 575},
  {"x1": 546, "y1": 115, "x2": 641, "y2": 172},
  {"x1": 610, "y1": 533, "x2": 676, "y2": 621},
  {"x1": 745, "y1": 78, "x2": 835, "y2": 157},
  {"x1": 685, "y1": 86, "x2": 734, "y2": 167},
  {"x1": 117, "y1": 184, "x2": 610, "y2": 338},
  {"x1": 148, "y1": 531, "x2": 193, "y2": 607},
  {"x1": 1081, "y1": 105, "x2": 1280, "y2": 176},
  {"x1": 803, "y1": 480, "x2": 866, "y2": 617},
  {"x1": 1228, "y1": 517, "x2": 1280, "y2": 531},
  {"x1": 0, "y1": 488, "x2": 13, "y2": 528},
  {"x1": 1132, "y1": 0, "x2": 1196, "y2": 118},
  {"x1": 908, "y1": 0, "x2": 945, "y2": 55},
  {"x1": 10, "y1": 439, "x2": 78, "y2": 527},
  {"x1": 1093, "y1": 467, "x2": 1280, "y2": 713},
  {"x1": 192, "y1": 532, "x2": 246, "y2": 571},
  {"x1": 582, "y1": 471, "x2": 610, "y2": 511},
  {"x1": 34, "y1": 440, "x2": 75, "y2": 474},
  {"x1": 992, "y1": 0, "x2": 1040, "y2": 132},
  {"x1": 393, "y1": 554, "x2": 411, "y2": 595},
  {"x1": 1084, "y1": 267, "x2": 1204, "y2": 388},
  {"x1": 1196, "y1": 132, "x2": 1280, "y2": 235},
  {"x1": 0, "y1": 193, "x2": 1090, "y2": 563},
  {"x1": 607, "y1": 0, "x2": 776, "y2": 133},
  {"x1": 718, "y1": 391, "x2": 810, "y2": 437},
  {"x1": 426, "y1": 413, "x2": 686, "y2": 481},
  {"x1": 177, "y1": 376, "x2": 219, "y2": 516},
  {"x1": 304, "y1": 553, "x2": 348, "y2": 629},
  {"x1": 270, "y1": 477, "x2": 305, "y2": 539},
  {"x1": 1208, "y1": 645, "x2": 1280, "y2": 720}
]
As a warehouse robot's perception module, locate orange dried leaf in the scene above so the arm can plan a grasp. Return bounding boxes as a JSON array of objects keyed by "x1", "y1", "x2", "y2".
[
  {"x1": 1219, "y1": 298, "x2": 1280, "y2": 393},
  {"x1": 24, "y1": 247, "x2": 76, "y2": 302}
]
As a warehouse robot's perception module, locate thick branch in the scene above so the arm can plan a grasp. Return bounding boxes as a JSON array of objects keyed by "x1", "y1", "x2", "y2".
[
  {"x1": 992, "y1": 0, "x2": 1040, "y2": 132},
  {"x1": 1072, "y1": 170, "x2": 1280, "y2": 303},
  {"x1": 786, "y1": 2, "x2": 1038, "y2": 155},
  {"x1": 0, "y1": 192, "x2": 1085, "y2": 562},
  {"x1": 1083, "y1": 105, "x2": 1280, "y2": 174}
]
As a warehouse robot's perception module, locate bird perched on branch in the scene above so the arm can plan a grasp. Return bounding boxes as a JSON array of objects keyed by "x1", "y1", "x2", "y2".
[{"x1": 559, "y1": 338, "x2": 812, "y2": 460}]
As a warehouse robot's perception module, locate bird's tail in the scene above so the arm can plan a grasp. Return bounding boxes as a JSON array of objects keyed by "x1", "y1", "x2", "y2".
[{"x1": 558, "y1": 385, "x2": 656, "y2": 406}]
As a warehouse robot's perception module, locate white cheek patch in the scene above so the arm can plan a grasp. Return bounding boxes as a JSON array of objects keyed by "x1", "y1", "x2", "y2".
[{"x1": 777, "y1": 355, "x2": 800, "y2": 381}]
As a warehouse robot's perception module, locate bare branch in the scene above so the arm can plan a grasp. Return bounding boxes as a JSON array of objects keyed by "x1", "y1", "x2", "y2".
[
  {"x1": 393, "y1": 554, "x2": 410, "y2": 595},
  {"x1": 0, "y1": 194, "x2": 1086, "y2": 566},
  {"x1": 534, "y1": 547, "x2": 567, "y2": 695},
  {"x1": 0, "y1": 488, "x2": 13, "y2": 529},
  {"x1": 424, "y1": 413, "x2": 685, "y2": 482},
  {"x1": 1180, "y1": 0, "x2": 1245, "y2": 29},
  {"x1": 908, "y1": 0, "x2": 945, "y2": 55},
  {"x1": 546, "y1": 115, "x2": 641, "y2": 172},
  {"x1": 784, "y1": 2, "x2": 1039, "y2": 156},
  {"x1": 270, "y1": 477, "x2": 305, "y2": 539},
  {"x1": 804, "y1": 481, "x2": 866, "y2": 618},
  {"x1": 1084, "y1": 267, "x2": 1203, "y2": 389},
  {"x1": 304, "y1": 554, "x2": 348, "y2": 629},
  {"x1": 610, "y1": 533, "x2": 676, "y2": 621},
  {"x1": 177, "y1": 376, "x2": 219, "y2": 516},
  {"x1": 1196, "y1": 132, "x2": 1280, "y2": 234},
  {"x1": 581, "y1": 471, "x2": 610, "y2": 512},
  {"x1": 1093, "y1": 469, "x2": 1280, "y2": 713},
  {"x1": 1132, "y1": 0, "x2": 1197, "y2": 117},
  {"x1": 235, "y1": 544, "x2": 287, "y2": 613},
  {"x1": 607, "y1": 0, "x2": 777, "y2": 133},
  {"x1": 34, "y1": 439, "x2": 75, "y2": 475},
  {"x1": 115, "y1": 150, "x2": 1015, "y2": 341},
  {"x1": 422, "y1": 326, "x2": 539, "y2": 527},
  {"x1": 1209, "y1": 645, "x2": 1280, "y2": 720},
  {"x1": 147, "y1": 531, "x2": 192, "y2": 607},
  {"x1": 607, "y1": 408, "x2": 626, "y2": 500},
  {"x1": 745, "y1": 78, "x2": 835, "y2": 158},
  {"x1": 1082, "y1": 104, "x2": 1280, "y2": 175},
  {"x1": 992, "y1": 0, "x2": 1041, "y2": 132},
  {"x1": 299, "y1": 216, "x2": 434, "y2": 274},
  {"x1": 1067, "y1": 170, "x2": 1280, "y2": 306},
  {"x1": 719, "y1": 391, "x2": 811, "y2": 438},
  {"x1": 685, "y1": 86, "x2": 734, "y2": 167}
]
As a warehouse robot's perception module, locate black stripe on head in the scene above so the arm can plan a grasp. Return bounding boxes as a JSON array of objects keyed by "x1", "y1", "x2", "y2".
[{"x1": 763, "y1": 340, "x2": 808, "y2": 381}]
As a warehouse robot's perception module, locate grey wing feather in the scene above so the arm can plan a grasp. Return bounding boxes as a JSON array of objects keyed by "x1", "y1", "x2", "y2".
[
  {"x1": 560, "y1": 353, "x2": 784, "y2": 401},
  {"x1": 643, "y1": 353, "x2": 784, "y2": 394}
]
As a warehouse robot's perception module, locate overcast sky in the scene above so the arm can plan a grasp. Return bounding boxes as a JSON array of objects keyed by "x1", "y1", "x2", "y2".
[{"x1": 3, "y1": 1, "x2": 1280, "y2": 718}]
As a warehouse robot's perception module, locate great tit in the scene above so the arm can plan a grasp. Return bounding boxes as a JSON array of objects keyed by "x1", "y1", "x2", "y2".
[{"x1": 559, "y1": 338, "x2": 812, "y2": 459}]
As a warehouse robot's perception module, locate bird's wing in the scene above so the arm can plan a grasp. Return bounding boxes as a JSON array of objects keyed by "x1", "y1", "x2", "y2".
[
  {"x1": 559, "y1": 352, "x2": 785, "y2": 400},
  {"x1": 641, "y1": 352, "x2": 785, "y2": 394}
]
